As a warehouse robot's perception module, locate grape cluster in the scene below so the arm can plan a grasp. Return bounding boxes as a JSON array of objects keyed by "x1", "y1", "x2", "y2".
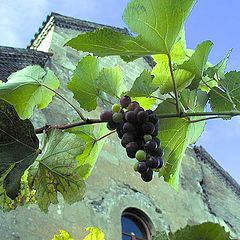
[{"x1": 100, "y1": 96, "x2": 164, "y2": 182}]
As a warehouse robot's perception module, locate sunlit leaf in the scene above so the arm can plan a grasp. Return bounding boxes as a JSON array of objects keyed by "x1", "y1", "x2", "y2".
[
  {"x1": 52, "y1": 230, "x2": 74, "y2": 240},
  {"x1": 0, "y1": 65, "x2": 60, "y2": 119},
  {"x1": 83, "y1": 227, "x2": 106, "y2": 240}
]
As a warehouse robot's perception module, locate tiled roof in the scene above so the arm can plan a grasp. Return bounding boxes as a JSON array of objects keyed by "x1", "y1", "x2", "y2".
[
  {"x1": 0, "y1": 46, "x2": 50, "y2": 81},
  {"x1": 194, "y1": 146, "x2": 240, "y2": 197}
]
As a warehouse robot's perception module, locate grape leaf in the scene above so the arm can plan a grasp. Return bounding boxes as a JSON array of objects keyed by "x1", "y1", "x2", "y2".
[
  {"x1": 179, "y1": 40, "x2": 213, "y2": 89},
  {"x1": 0, "y1": 65, "x2": 60, "y2": 119},
  {"x1": 98, "y1": 66, "x2": 124, "y2": 98},
  {"x1": 68, "y1": 56, "x2": 101, "y2": 111},
  {"x1": 65, "y1": 0, "x2": 195, "y2": 59},
  {"x1": 210, "y1": 71, "x2": 240, "y2": 113},
  {"x1": 131, "y1": 96, "x2": 156, "y2": 110},
  {"x1": 152, "y1": 54, "x2": 194, "y2": 94},
  {"x1": 128, "y1": 70, "x2": 157, "y2": 97},
  {"x1": 169, "y1": 222, "x2": 231, "y2": 240},
  {"x1": 28, "y1": 129, "x2": 86, "y2": 212},
  {"x1": 68, "y1": 56, "x2": 124, "y2": 111},
  {"x1": 0, "y1": 100, "x2": 40, "y2": 200},
  {"x1": 206, "y1": 51, "x2": 231, "y2": 80},
  {"x1": 52, "y1": 230, "x2": 74, "y2": 240},
  {"x1": 156, "y1": 90, "x2": 207, "y2": 189},
  {"x1": 83, "y1": 227, "x2": 106, "y2": 240},
  {"x1": 67, "y1": 124, "x2": 108, "y2": 180}
]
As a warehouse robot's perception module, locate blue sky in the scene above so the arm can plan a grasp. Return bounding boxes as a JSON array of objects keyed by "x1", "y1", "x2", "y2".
[{"x1": 0, "y1": 0, "x2": 240, "y2": 183}]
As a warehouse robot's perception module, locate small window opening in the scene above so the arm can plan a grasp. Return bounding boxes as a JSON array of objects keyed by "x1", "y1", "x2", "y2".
[{"x1": 121, "y1": 208, "x2": 152, "y2": 240}]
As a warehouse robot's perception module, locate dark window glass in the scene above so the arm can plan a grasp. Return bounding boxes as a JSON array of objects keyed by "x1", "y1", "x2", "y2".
[{"x1": 121, "y1": 210, "x2": 151, "y2": 240}]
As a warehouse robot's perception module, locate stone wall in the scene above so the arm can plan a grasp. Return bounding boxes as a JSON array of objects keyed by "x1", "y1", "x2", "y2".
[{"x1": 0, "y1": 24, "x2": 240, "y2": 240}]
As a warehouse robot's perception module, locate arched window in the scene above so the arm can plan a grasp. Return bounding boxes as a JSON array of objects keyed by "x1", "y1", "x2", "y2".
[{"x1": 121, "y1": 208, "x2": 152, "y2": 240}]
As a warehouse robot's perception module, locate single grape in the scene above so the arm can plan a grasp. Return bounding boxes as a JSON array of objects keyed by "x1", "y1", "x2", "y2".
[
  {"x1": 153, "y1": 137, "x2": 160, "y2": 147},
  {"x1": 126, "y1": 142, "x2": 139, "y2": 158},
  {"x1": 112, "y1": 103, "x2": 121, "y2": 113},
  {"x1": 135, "y1": 150, "x2": 146, "y2": 161},
  {"x1": 112, "y1": 112, "x2": 123, "y2": 123},
  {"x1": 125, "y1": 111, "x2": 137, "y2": 123},
  {"x1": 152, "y1": 125, "x2": 159, "y2": 137},
  {"x1": 100, "y1": 111, "x2": 113, "y2": 121},
  {"x1": 120, "y1": 95, "x2": 131, "y2": 108},
  {"x1": 144, "y1": 140, "x2": 158, "y2": 152},
  {"x1": 146, "y1": 109, "x2": 153, "y2": 115},
  {"x1": 141, "y1": 168, "x2": 153, "y2": 182},
  {"x1": 133, "y1": 162, "x2": 139, "y2": 172},
  {"x1": 142, "y1": 122, "x2": 155, "y2": 134},
  {"x1": 107, "y1": 120, "x2": 118, "y2": 130},
  {"x1": 123, "y1": 122, "x2": 136, "y2": 132},
  {"x1": 146, "y1": 156, "x2": 159, "y2": 168},
  {"x1": 151, "y1": 147, "x2": 163, "y2": 157},
  {"x1": 116, "y1": 123, "x2": 124, "y2": 139},
  {"x1": 121, "y1": 133, "x2": 136, "y2": 147},
  {"x1": 134, "y1": 107, "x2": 144, "y2": 114},
  {"x1": 156, "y1": 157, "x2": 164, "y2": 169},
  {"x1": 149, "y1": 114, "x2": 159, "y2": 125},
  {"x1": 137, "y1": 111, "x2": 149, "y2": 123},
  {"x1": 144, "y1": 134, "x2": 152, "y2": 142},
  {"x1": 137, "y1": 162, "x2": 149, "y2": 174},
  {"x1": 128, "y1": 101, "x2": 140, "y2": 111}
]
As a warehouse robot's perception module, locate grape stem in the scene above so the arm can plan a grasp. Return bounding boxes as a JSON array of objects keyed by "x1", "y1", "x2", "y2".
[
  {"x1": 188, "y1": 116, "x2": 223, "y2": 123},
  {"x1": 42, "y1": 84, "x2": 87, "y2": 121},
  {"x1": 167, "y1": 54, "x2": 180, "y2": 114},
  {"x1": 94, "y1": 130, "x2": 116, "y2": 142}
]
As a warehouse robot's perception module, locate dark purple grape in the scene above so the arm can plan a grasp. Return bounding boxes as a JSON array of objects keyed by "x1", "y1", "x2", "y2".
[
  {"x1": 137, "y1": 111, "x2": 149, "y2": 123},
  {"x1": 156, "y1": 157, "x2": 164, "y2": 169},
  {"x1": 120, "y1": 96, "x2": 131, "y2": 108},
  {"x1": 100, "y1": 111, "x2": 113, "y2": 121},
  {"x1": 149, "y1": 114, "x2": 159, "y2": 125},
  {"x1": 134, "y1": 107, "x2": 144, "y2": 114},
  {"x1": 146, "y1": 156, "x2": 159, "y2": 168},
  {"x1": 153, "y1": 137, "x2": 160, "y2": 147},
  {"x1": 151, "y1": 147, "x2": 163, "y2": 157},
  {"x1": 137, "y1": 162, "x2": 149, "y2": 174},
  {"x1": 141, "y1": 168, "x2": 153, "y2": 182},
  {"x1": 144, "y1": 140, "x2": 158, "y2": 152},
  {"x1": 126, "y1": 142, "x2": 139, "y2": 158},
  {"x1": 152, "y1": 124, "x2": 159, "y2": 137},
  {"x1": 123, "y1": 122, "x2": 136, "y2": 132},
  {"x1": 107, "y1": 120, "x2": 118, "y2": 130},
  {"x1": 146, "y1": 109, "x2": 153, "y2": 115},
  {"x1": 121, "y1": 133, "x2": 136, "y2": 147},
  {"x1": 125, "y1": 111, "x2": 137, "y2": 123},
  {"x1": 128, "y1": 101, "x2": 140, "y2": 111},
  {"x1": 116, "y1": 123, "x2": 124, "y2": 139},
  {"x1": 142, "y1": 122, "x2": 155, "y2": 134}
]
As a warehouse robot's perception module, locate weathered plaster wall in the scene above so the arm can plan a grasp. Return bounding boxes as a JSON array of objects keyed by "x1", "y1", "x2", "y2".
[{"x1": 0, "y1": 26, "x2": 240, "y2": 240}]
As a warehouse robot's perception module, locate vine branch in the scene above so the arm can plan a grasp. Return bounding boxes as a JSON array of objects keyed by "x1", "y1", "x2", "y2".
[{"x1": 35, "y1": 111, "x2": 240, "y2": 134}]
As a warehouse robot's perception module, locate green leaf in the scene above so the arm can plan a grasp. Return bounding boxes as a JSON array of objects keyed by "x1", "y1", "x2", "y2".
[
  {"x1": 0, "y1": 100, "x2": 40, "y2": 200},
  {"x1": 0, "y1": 65, "x2": 60, "y2": 119},
  {"x1": 28, "y1": 129, "x2": 86, "y2": 212},
  {"x1": 123, "y1": 0, "x2": 195, "y2": 55},
  {"x1": 169, "y1": 222, "x2": 231, "y2": 240},
  {"x1": 206, "y1": 51, "x2": 231, "y2": 79},
  {"x1": 128, "y1": 70, "x2": 157, "y2": 97},
  {"x1": 98, "y1": 66, "x2": 124, "y2": 98},
  {"x1": 152, "y1": 54, "x2": 194, "y2": 94},
  {"x1": 156, "y1": 90, "x2": 207, "y2": 188},
  {"x1": 67, "y1": 124, "x2": 108, "y2": 180},
  {"x1": 68, "y1": 56, "x2": 101, "y2": 111},
  {"x1": 83, "y1": 227, "x2": 106, "y2": 240},
  {"x1": 66, "y1": 0, "x2": 195, "y2": 59},
  {"x1": 52, "y1": 230, "x2": 74, "y2": 240},
  {"x1": 210, "y1": 71, "x2": 240, "y2": 114},
  {"x1": 179, "y1": 40, "x2": 213, "y2": 89}
]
